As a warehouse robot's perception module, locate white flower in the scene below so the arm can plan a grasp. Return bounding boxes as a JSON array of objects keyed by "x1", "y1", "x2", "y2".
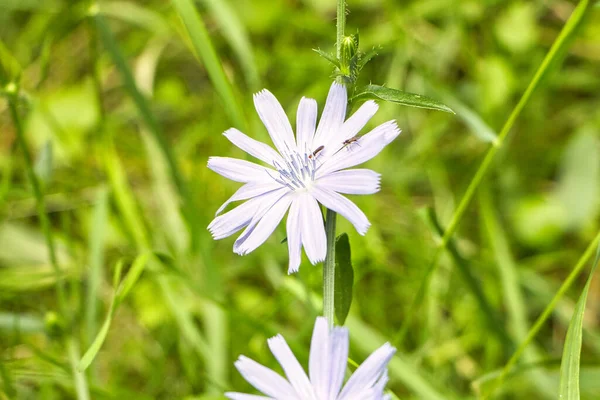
[
  {"x1": 226, "y1": 316, "x2": 396, "y2": 400},
  {"x1": 208, "y1": 82, "x2": 401, "y2": 273}
]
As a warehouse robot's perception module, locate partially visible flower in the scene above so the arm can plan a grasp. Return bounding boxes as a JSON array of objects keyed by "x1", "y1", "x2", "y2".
[
  {"x1": 226, "y1": 316, "x2": 396, "y2": 400},
  {"x1": 208, "y1": 82, "x2": 401, "y2": 273}
]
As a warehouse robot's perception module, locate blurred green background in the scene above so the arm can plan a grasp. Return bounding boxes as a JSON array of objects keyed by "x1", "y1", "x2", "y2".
[{"x1": 1, "y1": 0, "x2": 600, "y2": 399}]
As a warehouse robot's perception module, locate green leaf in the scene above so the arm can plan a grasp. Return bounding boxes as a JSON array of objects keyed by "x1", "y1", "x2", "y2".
[
  {"x1": 79, "y1": 254, "x2": 151, "y2": 371},
  {"x1": 357, "y1": 46, "x2": 381, "y2": 70},
  {"x1": 313, "y1": 48, "x2": 341, "y2": 69},
  {"x1": 334, "y1": 233, "x2": 353, "y2": 325},
  {"x1": 352, "y1": 85, "x2": 455, "y2": 114},
  {"x1": 558, "y1": 245, "x2": 600, "y2": 399}
]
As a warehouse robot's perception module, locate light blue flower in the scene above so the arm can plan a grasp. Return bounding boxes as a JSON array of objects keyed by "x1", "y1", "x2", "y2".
[
  {"x1": 208, "y1": 82, "x2": 401, "y2": 273},
  {"x1": 226, "y1": 317, "x2": 396, "y2": 400}
]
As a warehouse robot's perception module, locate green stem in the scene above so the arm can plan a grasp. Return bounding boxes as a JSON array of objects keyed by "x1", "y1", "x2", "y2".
[
  {"x1": 397, "y1": 0, "x2": 592, "y2": 343},
  {"x1": 67, "y1": 338, "x2": 91, "y2": 400},
  {"x1": 323, "y1": 0, "x2": 346, "y2": 328},
  {"x1": 323, "y1": 209, "x2": 338, "y2": 326},
  {"x1": 336, "y1": 0, "x2": 346, "y2": 58},
  {"x1": 8, "y1": 98, "x2": 67, "y2": 314},
  {"x1": 10, "y1": 92, "x2": 90, "y2": 399}
]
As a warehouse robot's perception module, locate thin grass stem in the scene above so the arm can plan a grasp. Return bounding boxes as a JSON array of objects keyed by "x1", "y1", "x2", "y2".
[{"x1": 397, "y1": 0, "x2": 592, "y2": 343}]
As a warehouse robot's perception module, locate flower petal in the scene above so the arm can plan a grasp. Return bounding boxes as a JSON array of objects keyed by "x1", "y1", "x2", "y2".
[
  {"x1": 296, "y1": 97, "x2": 318, "y2": 152},
  {"x1": 215, "y1": 181, "x2": 283, "y2": 216},
  {"x1": 208, "y1": 156, "x2": 274, "y2": 183},
  {"x1": 316, "y1": 169, "x2": 381, "y2": 195},
  {"x1": 224, "y1": 128, "x2": 284, "y2": 167},
  {"x1": 234, "y1": 192, "x2": 293, "y2": 255},
  {"x1": 338, "y1": 343, "x2": 396, "y2": 400},
  {"x1": 233, "y1": 356, "x2": 298, "y2": 399},
  {"x1": 208, "y1": 195, "x2": 264, "y2": 240},
  {"x1": 312, "y1": 82, "x2": 347, "y2": 149},
  {"x1": 268, "y1": 335, "x2": 316, "y2": 400},
  {"x1": 310, "y1": 185, "x2": 370, "y2": 235},
  {"x1": 254, "y1": 89, "x2": 297, "y2": 154},
  {"x1": 322, "y1": 100, "x2": 378, "y2": 156},
  {"x1": 316, "y1": 120, "x2": 401, "y2": 178},
  {"x1": 309, "y1": 317, "x2": 331, "y2": 399},
  {"x1": 328, "y1": 327, "x2": 349, "y2": 400},
  {"x1": 286, "y1": 198, "x2": 303, "y2": 274},
  {"x1": 298, "y1": 193, "x2": 326, "y2": 264}
]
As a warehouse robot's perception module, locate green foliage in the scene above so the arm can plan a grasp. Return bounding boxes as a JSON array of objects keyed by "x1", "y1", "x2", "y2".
[
  {"x1": 558, "y1": 247, "x2": 600, "y2": 399},
  {"x1": 1, "y1": 0, "x2": 600, "y2": 399},
  {"x1": 334, "y1": 233, "x2": 353, "y2": 325},
  {"x1": 352, "y1": 84, "x2": 455, "y2": 114}
]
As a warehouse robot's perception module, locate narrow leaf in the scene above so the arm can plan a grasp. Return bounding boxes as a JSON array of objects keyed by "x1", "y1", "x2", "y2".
[
  {"x1": 558, "y1": 245, "x2": 600, "y2": 399},
  {"x1": 334, "y1": 233, "x2": 353, "y2": 325},
  {"x1": 116, "y1": 252, "x2": 151, "y2": 304},
  {"x1": 200, "y1": 0, "x2": 261, "y2": 90},
  {"x1": 352, "y1": 84, "x2": 455, "y2": 114},
  {"x1": 357, "y1": 46, "x2": 381, "y2": 70},
  {"x1": 313, "y1": 48, "x2": 341, "y2": 69},
  {"x1": 171, "y1": 0, "x2": 247, "y2": 130},
  {"x1": 79, "y1": 254, "x2": 151, "y2": 371}
]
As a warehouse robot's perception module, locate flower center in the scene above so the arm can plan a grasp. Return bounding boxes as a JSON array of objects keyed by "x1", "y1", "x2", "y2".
[{"x1": 269, "y1": 147, "x2": 321, "y2": 191}]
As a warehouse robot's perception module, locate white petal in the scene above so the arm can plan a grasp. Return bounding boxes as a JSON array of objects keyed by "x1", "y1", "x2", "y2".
[
  {"x1": 254, "y1": 89, "x2": 297, "y2": 154},
  {"x1": 286, "y1": 198, "x2": 303, "y2": 274},
  {"x1": 298, "y1": 194, "x2": 326, "y2": 264},
  {"x1": 309, "y1": 317, "x2": 331, "y2": 399},
  {"x1": 312, "y1": 82, "x2": 347, "y2": 149},
  {"x1": 215, "y1": 181, "x2": 283, "y2": 216},
  {"x1": 234, "y1": 192, "x2": 293, "y2": 255},
  {"x1": 338, "y1": 343, "x2": 396, "y2": 400},
  {"x1": 233, "y1": 356, "x2": 298, "y2": 399},
  {"x1": 225, "y1": 393, "x2": 273, "y2": 400},
  {"x1": 310, "y1": 185, "x2": 370, "y2": 235},
  {"x1": 316, "y1": 169, "x2": 380, "y2": 195},
  {"x1": 327, "y1": 327, "x2": 349, "y2": 400},
  {"x1": 208, "y1": 156, "x2": 274, "y2": 183},
  {"x1": 322, "y1": 100, "x2": 378, "y2": 156},
  {"x1": 268, "y1": 335, "x2": 316, "y2": 400},
  {"x1": 208, "y1": 195, "x2": 264, "y2": 240},
  {"x1": 316, "y1": 121, "x2": 401, "y2": 178},
  {"x1": 296, "y1": 97, "x2": 318, "y2": 151},
  {"x1": 224, "y1": 128, "x2": 284, "y2": 166}
]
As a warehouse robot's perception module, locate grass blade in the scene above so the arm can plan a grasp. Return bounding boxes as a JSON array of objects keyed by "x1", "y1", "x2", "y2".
[
  {"x1": 93, "y1": 13, "x2": 199, "y2": 247},
  {"x1": 558, "y1": 246, "x2": 600, "y2": 399},
  {"x1": 483, "y1": 229, "x2": 600, "y2": 398},
  {"x1": 200, "y1": 0, "x2": 260, "y2": 90},
  {"x1": 85, "y1": 188, "x2": 109, "y2": 350},
  {"x1": 79, "y1": 254, "x2": 151, "y2": 372},
  {"x1": 398, "y1": 0, "x2": 594, "y2": 343},
  {"x1": 171, "y1": 0, "x2": 247, "y2": 130}
]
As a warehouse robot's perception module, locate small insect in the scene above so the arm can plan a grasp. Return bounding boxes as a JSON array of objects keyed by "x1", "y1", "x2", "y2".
[
  {"x1": 308, "y1": 145, "x2": 324, "y2": 159},
  {"x1": 342, "y1": 135, "x2": 361, "y2": 150}
]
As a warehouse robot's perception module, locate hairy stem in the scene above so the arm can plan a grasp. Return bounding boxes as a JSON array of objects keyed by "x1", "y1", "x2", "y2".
[
  {"x1": 323, "y1": 0, "x2": 347, "y2": 328},
  {"x1": 323, "y1": 209, "x2": 338, "y2": 326}
]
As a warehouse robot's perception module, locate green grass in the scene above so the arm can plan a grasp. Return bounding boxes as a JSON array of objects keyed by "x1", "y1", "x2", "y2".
[{"x1": 1, "y1": 0, "x2": 600, "y2": 399}]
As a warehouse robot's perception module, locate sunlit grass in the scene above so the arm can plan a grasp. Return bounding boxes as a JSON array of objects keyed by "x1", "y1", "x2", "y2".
[{"x1": 1, "y1": 0, "x2": 600, "y2": 399}]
